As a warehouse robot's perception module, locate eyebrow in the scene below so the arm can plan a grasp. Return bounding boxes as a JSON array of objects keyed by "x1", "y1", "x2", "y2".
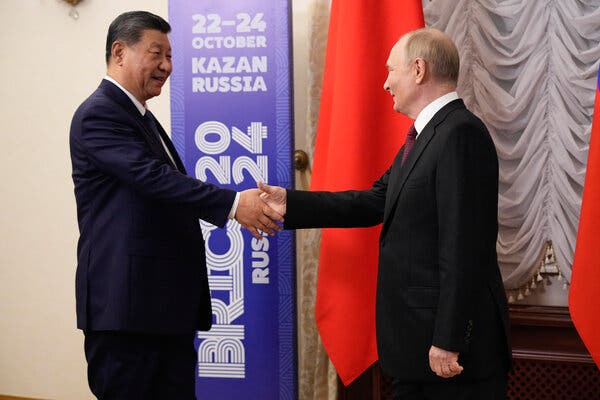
[{"x1": 148, "y1": 42, "x2": 172, "y2": 53}]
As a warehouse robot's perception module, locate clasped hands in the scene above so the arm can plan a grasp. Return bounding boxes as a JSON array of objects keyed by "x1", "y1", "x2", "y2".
[{"x1": 234, "y1": 183, "x2": 287, "y2": 239}]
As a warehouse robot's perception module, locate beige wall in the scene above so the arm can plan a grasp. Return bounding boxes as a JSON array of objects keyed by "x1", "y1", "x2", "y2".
[{"x1": 0, "y1": 1, "x2": 311, "y2": 399}]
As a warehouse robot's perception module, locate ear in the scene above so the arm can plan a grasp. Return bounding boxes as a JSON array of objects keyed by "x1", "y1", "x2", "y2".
[
  {"x1": 414, "y1": 58, "x2": 427, "y2": 84},
  {"x1": 111, "y1": 40, "x2": 126, "y2": 66}
]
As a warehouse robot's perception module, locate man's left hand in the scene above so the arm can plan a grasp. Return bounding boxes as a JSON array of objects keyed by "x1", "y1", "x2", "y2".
[{"x1": 429, "y1": 345, "x2": 463, "y2": 378}]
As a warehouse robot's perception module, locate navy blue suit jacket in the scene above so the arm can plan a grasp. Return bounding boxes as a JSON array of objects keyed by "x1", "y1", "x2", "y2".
[{"x1": 70, "y1": 80, "x2": 236, "y2": 334}]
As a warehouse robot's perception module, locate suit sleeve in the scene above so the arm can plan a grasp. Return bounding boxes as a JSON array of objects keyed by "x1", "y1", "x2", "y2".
[
  {"x1": 284, "y1": 168, "x2": 389, "y2": 229},
  {"x1": 71, "y1": 102, "x2": 236, "y2": 227},
  {"x1": 432, "y1": 120, "x2": 499, "y2": 352}
]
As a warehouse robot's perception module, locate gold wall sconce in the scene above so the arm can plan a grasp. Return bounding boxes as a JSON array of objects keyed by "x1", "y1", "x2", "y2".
[{"x1": 62, "y1": 0, "x2": 84, "y2": 20}]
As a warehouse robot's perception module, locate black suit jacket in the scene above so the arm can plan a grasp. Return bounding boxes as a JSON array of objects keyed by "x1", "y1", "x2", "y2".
[
  {"x1": 285, "y1": 99, "x2": 510, "y2": 382},
  {"x1": 70, "y1": 80, "x2": 236, "y2": 334}
]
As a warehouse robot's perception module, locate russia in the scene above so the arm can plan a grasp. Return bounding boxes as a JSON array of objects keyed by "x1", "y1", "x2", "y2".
[{"x1": 192, "y1": 76, "x2": 267, "y2": 93}]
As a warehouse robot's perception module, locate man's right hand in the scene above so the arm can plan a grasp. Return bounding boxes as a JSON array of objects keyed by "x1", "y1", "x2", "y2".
[
  {"x1": 235, "y1": 188, "x2": 283, "y2": 239},
  {"x1": 257, "y1": 182, "x2": 287, "y2": 216},
  {"x1": 428, "y1": 345, "x2": 463, "y2": 379}
]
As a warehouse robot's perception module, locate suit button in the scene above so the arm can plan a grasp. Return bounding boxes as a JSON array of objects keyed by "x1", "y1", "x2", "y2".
[{"x1": 464, "y1": 320, "x2": 473, "y2": 343}]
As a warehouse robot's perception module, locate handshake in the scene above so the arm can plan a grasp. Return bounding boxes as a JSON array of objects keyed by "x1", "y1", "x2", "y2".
[{"x1": 234, "y1": 182, "x2": 287, "y2": 239}]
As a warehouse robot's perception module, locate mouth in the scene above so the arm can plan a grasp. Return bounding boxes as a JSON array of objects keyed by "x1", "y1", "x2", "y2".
[{"x1": 152, "y1": 76, "x2": 167, "y2": 85}]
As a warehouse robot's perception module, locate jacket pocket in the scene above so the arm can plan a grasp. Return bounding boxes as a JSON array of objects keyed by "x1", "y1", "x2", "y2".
[{"x1": 404, "y1": 286, "x2": 439, "y2": 309}]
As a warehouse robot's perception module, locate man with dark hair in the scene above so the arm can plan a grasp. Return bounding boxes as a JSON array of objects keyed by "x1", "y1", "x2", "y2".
[
  {"x1": 70, "y1": 10, "x2": 281, "y2": 399},
  {"x1": 260, "y1": 28, "x2": 510, "y2": 399}
]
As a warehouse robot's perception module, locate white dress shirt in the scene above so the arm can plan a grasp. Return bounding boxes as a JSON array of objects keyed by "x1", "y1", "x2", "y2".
[{"x1": 413, "y1": 91, "x2": 460, "y2": 138}]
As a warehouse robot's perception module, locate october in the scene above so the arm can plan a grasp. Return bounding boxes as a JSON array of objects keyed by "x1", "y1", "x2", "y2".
[{"x1": 192, "y1": 35, "x2": 267, "y2": 49}]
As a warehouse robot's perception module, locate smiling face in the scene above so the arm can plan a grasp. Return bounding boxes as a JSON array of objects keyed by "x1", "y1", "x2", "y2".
[
  {"x1": 113, "y1": 29, "x2": 172, "y2": 104},
  {"x1": 383, "y1": 38, "x2": 416, "y2": 116}
]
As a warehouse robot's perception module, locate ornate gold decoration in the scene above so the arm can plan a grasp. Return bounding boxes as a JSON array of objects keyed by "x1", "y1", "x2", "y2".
[
  {"x1": 294, "y1": 150, "x2": 310, "y2": 172},
  {"x1": 506, "y1": 240, "x2": 569, "y2": 303},
  {"x1": 539, "y1": 241, "x2": 559, "y2": 274}
]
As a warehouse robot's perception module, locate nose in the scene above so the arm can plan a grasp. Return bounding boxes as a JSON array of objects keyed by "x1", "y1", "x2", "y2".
[{"x1": 159, "y1": 57, "x2": 172, "y2": 74}]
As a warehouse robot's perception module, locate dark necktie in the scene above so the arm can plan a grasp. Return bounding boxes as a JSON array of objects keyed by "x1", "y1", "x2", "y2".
[
  {"x1": 401, "y1": 124, "x2": 417, "y2": 166},
  {"x1": 143, "y1": 110, "x2": 176, "y2": 167}
]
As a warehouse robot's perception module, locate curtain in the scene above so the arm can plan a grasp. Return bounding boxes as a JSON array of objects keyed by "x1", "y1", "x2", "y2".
[
  {"x1": 297, "y1": 1, "x2": 337, "y2": 399},
  {"x1": 424, "y1": 0, "x2": 600, "y2": 294}
]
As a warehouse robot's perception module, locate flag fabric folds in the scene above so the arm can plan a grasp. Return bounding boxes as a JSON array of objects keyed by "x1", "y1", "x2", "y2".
[
  {"x1": 311, "y1": 0, "x2": 424, "y2": 385},
  {"x1": 569, "y1": 70, "x2": 600, "y2": 368}
]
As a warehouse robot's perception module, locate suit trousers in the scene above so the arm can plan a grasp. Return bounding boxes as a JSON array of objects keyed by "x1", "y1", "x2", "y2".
[
  {"x1": 84, "y1": 331, "x2": 196, "y2": 400},
  {"x1": 392, "y1": 373, "x2": 508, "y2": 400}
]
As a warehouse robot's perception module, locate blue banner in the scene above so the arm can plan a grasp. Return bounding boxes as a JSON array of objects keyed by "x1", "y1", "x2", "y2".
[{"x1": 168, "y1": 1, "x2": 296, "y2": 399}]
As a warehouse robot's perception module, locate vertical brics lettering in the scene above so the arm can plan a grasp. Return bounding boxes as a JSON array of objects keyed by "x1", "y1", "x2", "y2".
[
  {"x1": 195, "y1": 120, "x2": 272, "y2": 377},
  {"x1": 195, "y1": 121, "x2": 268, "y2": 184},
  {"x1": 198, "y1": 221, "x2": 246, "y2": 378},
  {"x1": 251, "y1": 234, "x2": 269, "y2": 284}
]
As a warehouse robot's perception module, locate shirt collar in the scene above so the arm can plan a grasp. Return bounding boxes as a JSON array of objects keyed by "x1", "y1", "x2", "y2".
[
  {"x1": 414, "y1": 91, "x2": 459, "y2": 137},
  {"x1": 104, "y1": 76, "x2": 147, "y2": 116}
]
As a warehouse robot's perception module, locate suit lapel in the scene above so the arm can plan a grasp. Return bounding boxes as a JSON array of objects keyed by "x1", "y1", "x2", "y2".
[
  {"x1": 383, "y1": 99, "x2": 466, "y2": 226},
  {"x1": 99, "y1": 80, "x2": 186, "y2": 173},
  {"x1": 384, "y1": 148, "x2": 406, "y2": 222},
  {"x1": 383, "y1": 125, "x2": 436, "y2": 225}
]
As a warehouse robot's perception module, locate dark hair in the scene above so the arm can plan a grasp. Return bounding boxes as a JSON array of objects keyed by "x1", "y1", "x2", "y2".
[{"x1": 105, "y1": 11, "x2": 171, "y2": 64}]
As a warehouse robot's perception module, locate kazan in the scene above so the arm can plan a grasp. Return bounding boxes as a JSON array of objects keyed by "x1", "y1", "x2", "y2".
[{"x1": 192, "y1": 56, "x2": 268, "y2": 74}]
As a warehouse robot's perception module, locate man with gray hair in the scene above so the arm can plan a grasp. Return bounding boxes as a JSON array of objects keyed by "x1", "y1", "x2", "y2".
[{"x1": 260, "y1": 28, "x2": 510, "y2": 399}]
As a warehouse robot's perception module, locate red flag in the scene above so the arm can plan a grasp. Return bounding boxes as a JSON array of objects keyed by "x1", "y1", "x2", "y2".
[
  {"x1": 569, "y1": 71, "x2": 600, "y2": 367},
  {"x1": 311, "y1": 0, "x2": 424, "y2": 385}
]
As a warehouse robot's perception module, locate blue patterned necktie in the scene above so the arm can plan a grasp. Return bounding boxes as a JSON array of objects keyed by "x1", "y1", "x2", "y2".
[{"x1": 401, "y1": 124, "x2": 417, "y2": 166}]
